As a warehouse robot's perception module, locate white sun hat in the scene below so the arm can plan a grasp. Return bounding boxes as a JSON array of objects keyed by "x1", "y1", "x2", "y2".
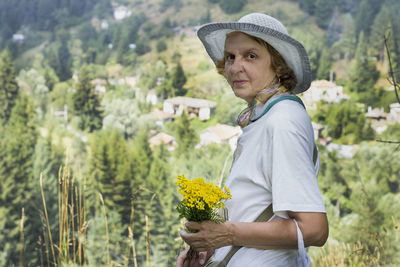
[{"x1": 197, "y1": 12, "x2": 312, "y2": 94}]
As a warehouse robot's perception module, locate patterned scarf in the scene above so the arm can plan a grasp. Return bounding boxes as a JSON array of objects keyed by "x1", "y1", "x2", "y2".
[{"x1": 237, "y1": 83, "x2": 287, "y2": 128}]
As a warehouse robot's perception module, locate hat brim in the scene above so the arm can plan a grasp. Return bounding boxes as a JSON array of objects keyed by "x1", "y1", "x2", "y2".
[{"x1": 197, "y1": 22, "x2": 311, "y2": 94}]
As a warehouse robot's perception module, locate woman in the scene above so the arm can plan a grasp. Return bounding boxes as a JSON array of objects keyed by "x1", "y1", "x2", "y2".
[{"x1": 177, "y1": 13, "x2": 328, "y2": 266}]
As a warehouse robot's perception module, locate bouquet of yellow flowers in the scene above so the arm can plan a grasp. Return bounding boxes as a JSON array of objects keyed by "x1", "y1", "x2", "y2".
[{"x1": 175, "y1": 174, "x2": 232, "y2": 224}]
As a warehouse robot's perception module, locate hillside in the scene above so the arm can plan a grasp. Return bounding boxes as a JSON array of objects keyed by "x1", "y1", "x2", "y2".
[
  {"x1": 8, "y1": 0, "x2": 327, "y2": 98},
  {"x1": 1, "y1": 0, "x2": 400, "y2": 266}
]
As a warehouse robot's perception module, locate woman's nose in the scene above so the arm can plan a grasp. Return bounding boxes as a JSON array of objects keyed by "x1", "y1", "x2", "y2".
[{"x1": 230, "y1": 57, "x2": 244, "y2": 73}]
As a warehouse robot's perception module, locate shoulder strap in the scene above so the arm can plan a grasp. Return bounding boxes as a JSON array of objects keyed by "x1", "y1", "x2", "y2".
[
  {"x1": 251, "y1": 95, "x2": 318, "y2": 166},
  {"x1": 250, "y1": 95, "x2": 305, "y2": 122},
  {"x1": 218, "y1": 205, "x2": 274, "y2": 267}
]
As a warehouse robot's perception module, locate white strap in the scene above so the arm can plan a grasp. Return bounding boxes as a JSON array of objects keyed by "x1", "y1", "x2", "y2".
[{"x1": 293, "y1": 219, "x2": 310, "y2": 267}]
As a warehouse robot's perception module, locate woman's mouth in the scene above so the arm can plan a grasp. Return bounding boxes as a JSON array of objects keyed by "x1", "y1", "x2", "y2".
[{"x1": 233, "y1": 80, "x2": 247, "y2": 87}]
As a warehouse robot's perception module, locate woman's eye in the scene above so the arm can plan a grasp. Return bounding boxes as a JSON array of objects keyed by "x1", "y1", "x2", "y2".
[
  {"x1": 226, "y1": 54, "x2": 234, "y2": 61},
  {"x1": 247, "y1": 53, "x2": 256, "y2": 59}
]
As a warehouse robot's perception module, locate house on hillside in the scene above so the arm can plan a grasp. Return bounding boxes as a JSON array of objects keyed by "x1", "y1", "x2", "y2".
[
  {"x1": 365, "y1": 106, "x2": 391, "y2": 134},
  {"x1": 149, "y1": 132, "x2": 176, "y2": 150},
  {"x1": 12, "y1": 34, "x2": 25, "y2": 43},
  {"x1": 113, "y1": 6, "x2": 131, "y2": 20},
  {"x1": 311, "y1": 121, "x2": 324, "y2": 140},
  {"x1": 91, "y1": 79, "x2": 107, "y2": 94},
  {"x1": 199, "y1": 124, "x2": 242, "y2": 151},
  {"x1": 152, "y1": 108, "x2": 174, "y2": 121},
  {"x1": 301, "y1": 80, "x2": 348, "y2": 110},
  {"x1": 125, "y1": 76, "x2": 137, "y2": 88},
  {"x1": 100, "y1": 20, "x2": 109, "y2": 30},
  {"x1": 163, "y1": 96, "x2": 216, "y2": 120},
  {"x1": 146, "y1": 90, "x2": 159, "y2": 105},
  {"x1": 388, "y1": 102, "x2": 400, "y2": 123},
  {"x1": 326, "y1": 143, "x2": 359, "y2": 158},
  {"x1": 366, "y1": 106, "x2": 387, "y2": 121}
]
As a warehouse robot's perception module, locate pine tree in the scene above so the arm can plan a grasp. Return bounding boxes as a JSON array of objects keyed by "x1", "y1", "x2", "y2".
[
  {"x1": 314, "y1": 0, "x2": 335, "y2": 29},
  {"x1": 33, "y1": 134, "x2": 64, "y2": 259},
  {"x1": 0, "y1": 95, "x2": 38, "y2": 266},
  {"x1": 369, "y1": 4, "x2": 391, "y2": 60},
  {"x1": 146, "y1": 145, "x2": 180, "y2": 264},
  {"x1": 219, "y1": 0, "x2": 246, "y2": 14},
  {"x1": 86, "y1": 129, "x2": 136, "y2": 228},
  {"x1": 0, "y1": 49, "x2": 19, "y2": 124},
  {"x1": 171, "y1": 62, "x2": 187, "y2": 96},
  {"x1": 386, "y1": 0, "x2": 400, "y2": 82},
  {"x1": 354, "y1": 0, "x2": 382, "y2": 37},
  {"x1": 72, "y1": 65, "x2": 103, "y2": 132},
  {"x1": 174, "y1": 111, "x2": 198, "y2": 156},
  {"x1": 317, "y1": 47, "x2": 332, "y2": 80},
  {"x1": 346, "y1": 32, "x2": 380, "y2": 105},
  {"x1": 129, "y1": 130, "x2": 155, "y2": 264},
  {"x1": 341, "y1": 15, "x2": 357, "y2": 61},
  {"x1": 132, "y1": 130, "x2": 153, "y2": 181},
  {"x1": 297, "y1": 0, "x2": 316, "y2": 15},
  {"x1": 56, "y1": 29, "x2": 72, "y2": 81},
  {"x1": 326, "y1": 8, "x2": 341, "y2": 47}
]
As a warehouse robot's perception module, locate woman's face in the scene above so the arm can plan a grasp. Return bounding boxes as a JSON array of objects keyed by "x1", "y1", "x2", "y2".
[{"x1": 224, "y1": 32, "x2": 276, "y2": 104}]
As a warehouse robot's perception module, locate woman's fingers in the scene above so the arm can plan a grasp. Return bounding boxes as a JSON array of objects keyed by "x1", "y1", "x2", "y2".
[
  {"x1": 198, "y1": 251, "x2": 207, "y2": 265},
  {"x1": 176, "y1": 246, "x2": 190, "y2": 267},
  {"x1": 185, "y1": 221, "x2": 203, "y2": 231},
  {"x1": 180, "y1": 221, "x2": 232, "y2": 251}
]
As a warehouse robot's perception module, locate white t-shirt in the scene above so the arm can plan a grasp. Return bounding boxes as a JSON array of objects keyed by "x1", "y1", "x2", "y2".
[{"x1": 213, "y1": 93, "x2": 326, "y2": 266}]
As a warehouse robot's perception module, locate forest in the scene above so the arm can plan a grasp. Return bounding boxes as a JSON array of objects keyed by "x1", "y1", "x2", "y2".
[{"x1": 0, "y1": 0, "x2": 400, "y2": 266}]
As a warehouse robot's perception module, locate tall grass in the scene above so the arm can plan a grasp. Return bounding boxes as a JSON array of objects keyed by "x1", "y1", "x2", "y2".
[
  {"x1": 40, "y1": 165, "x2": 88, "y2": 266},
  {"x1": 99, "y1": 193, "x2": 110, "y2": 266},
  {"x1": 39, "y1": 165, "x2": 153, "y2": 266},
  {"x1": 19, "y1": 207, "x2": 25, "y2": 267}
]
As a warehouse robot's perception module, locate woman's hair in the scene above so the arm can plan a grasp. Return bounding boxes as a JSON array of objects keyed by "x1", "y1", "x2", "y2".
[{"x1": 216, "y1": 34, "x2": 297, "y2": 92}]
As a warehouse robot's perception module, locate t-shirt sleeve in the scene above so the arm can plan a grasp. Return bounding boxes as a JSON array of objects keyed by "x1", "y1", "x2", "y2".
[{"x1": 266, "y1": 103, "x2": 326, "y2": 214}]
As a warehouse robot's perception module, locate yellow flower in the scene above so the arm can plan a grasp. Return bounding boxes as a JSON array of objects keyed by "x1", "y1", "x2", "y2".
[{"x1": 175, "y1": 174, "x2": 232, "y2": 221}]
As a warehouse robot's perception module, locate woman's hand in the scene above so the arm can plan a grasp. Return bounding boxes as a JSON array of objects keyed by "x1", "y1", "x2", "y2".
[
  {"x1": 180, "y1": 220, "x2": 233, "y2": 252},
  {"x1": 176, "y1": 246, "x2": 214, "y2": 267}
]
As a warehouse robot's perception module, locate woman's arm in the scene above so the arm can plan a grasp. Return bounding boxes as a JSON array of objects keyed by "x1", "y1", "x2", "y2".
[{"x1": 180, "y1": 211, "x2": 328, "y2": 252}]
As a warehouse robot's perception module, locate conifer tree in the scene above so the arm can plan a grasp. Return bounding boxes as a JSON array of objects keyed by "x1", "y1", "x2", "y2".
[
  {"x1": 297, "y1": 0, "x2": 316, "y2": 15},
  {"x1": 146, "y1": 145, "x2": 180, "y2": 264},
  {"x1": 72, "y1": 65, "x2": 103, "y2": 132},
  {"x1": 0, "y1": 49, "x2": 19, "y2": 124},
  {"x1": 317, "y1": 48, "x2": 332, "y2": 80},
  {"x1": 354, "y1": 0, "x2": 382, "y2": 37},
  {"x1": 131, "y1": 129, "x2": 153, "y2": 181},
  {"x1": 0, "y1": 95, "x2": 38, "y2": 266},
  {"x1": 369, "y1": 4, "x2": 391, "y2": 60},
  {"x1": 346, "y1": 32, "x2": 380, "y2": 105},
  {"x1": 341, "y1": 15, "x2": 357, "y2": 61},
  {"x1": 219, "y1": 0, "x2": 246, "y2": 14},
  {"x1": 172, "y1": 62, "x2": 187, "y2": 96},
  {"x1": 386, "y1": 1, "x2": 400, "y2": 82},
  {"x1": 33, "y1": 134, "x2": 64, "y2": 258},
  {"x1": 104, "y1": 130, "x2": 133, "y2": 225},
  {"x1": 129, "y1": 130, "x2": 155, "y2": 263},
  {"x1": 86, "y1": 130, "x2": 133, "y2": 224},
  {"x1": 48, "y1": 29, "x2": 73, "y2": 81},
  {"x1": 314, "y1": 0, "x2": 335, "y2": 29},
  {"x1": 174, "y1": 111, "x2": 198, "y2": 156}
]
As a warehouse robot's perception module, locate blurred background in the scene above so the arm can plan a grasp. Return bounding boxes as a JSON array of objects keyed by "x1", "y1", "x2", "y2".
[{"x1": 0, "y1": 0, "x2": 399, "y2": 266}]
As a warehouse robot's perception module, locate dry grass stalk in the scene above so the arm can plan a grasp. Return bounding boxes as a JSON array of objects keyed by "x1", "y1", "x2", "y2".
[
  {"x1": 145, "y1": 215, "x2": 151, "y2": 267},
  {"x1": 128, "y1": 227, "x2": 138, "y2": 267},
  {"x1": 19, "y1": 207, "x2": 25, "y2": 267},
  {"x1": 99, "y1": 193, "x2": 111, "y2": 266},
  {"x1": 129, "y1": 200, "x2": 138, "y2": 267},
  {"x1": 311, "y1": 241, "x2": 383, "y2": 266},
  {"x1": 41, "y1": 164, "x2": 88, "y2": 266},
  {"x1": 40, "y1": 173, "x2": 57, "y2": 266}
]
